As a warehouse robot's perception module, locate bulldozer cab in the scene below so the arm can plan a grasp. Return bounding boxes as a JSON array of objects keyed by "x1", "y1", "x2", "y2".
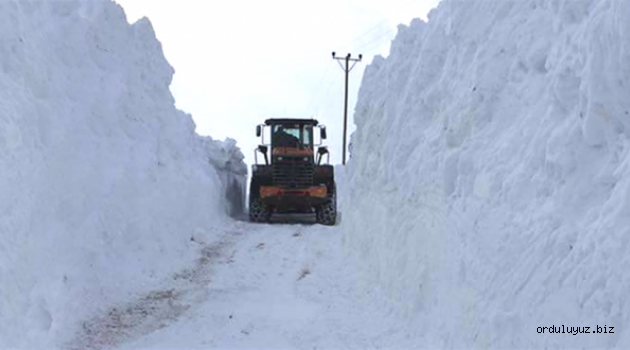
[
  {"x1": 250, "y1": 118, "x2": 336, "y2": 225},
  {"x1": 271, "y1": 123, "x2": 312, "y2": 149},
  {"x1": 254, "y1": 118, "x2": 328, "y2": 166}
]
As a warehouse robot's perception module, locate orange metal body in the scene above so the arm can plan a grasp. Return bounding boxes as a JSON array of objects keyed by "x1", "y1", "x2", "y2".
[
  {"x1": 260, "y1": 185, "x2": 327, "y2": 198},
  {"x1": 271, "y1": 147, "x2": 314, "y2": 156}
]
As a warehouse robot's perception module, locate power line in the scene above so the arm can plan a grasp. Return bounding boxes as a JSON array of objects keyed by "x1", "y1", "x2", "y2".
[
  {"x1": 356, "y1": 32, "x2": 397, "y2": 55},
  {"x1": 308, "y1": 0, "x2": 428, "y2": 120},
  {"x1": 309, "y1": 28, "x2": 395, "y2": 114},
  {"x1": 306, "y1": 63, "x2": 334, "y2": 112},
  {"x1": 336, "y1": 0, "x2": 418, "y2": 53},
  {"x1": 355, "y1": 29, "x2": 397, "y2": 52}
]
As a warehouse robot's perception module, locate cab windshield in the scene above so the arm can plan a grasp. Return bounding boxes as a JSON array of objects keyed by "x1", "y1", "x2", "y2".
[{"x1": 272, "y1": 124, "x2": 313, "y2": 148}]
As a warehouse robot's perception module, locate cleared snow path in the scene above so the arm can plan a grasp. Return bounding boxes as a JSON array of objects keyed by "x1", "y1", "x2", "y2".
[
  {"x1": 66, "y1": 227, "x2": 242, "y2": 350},
  {"x1": 68, "y1": 220, "x2": 414, "y2": 350}
]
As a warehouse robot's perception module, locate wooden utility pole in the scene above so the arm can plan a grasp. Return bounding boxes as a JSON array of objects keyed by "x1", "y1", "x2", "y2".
[{"x1": 332, "y1": 52, "x2": 362, "y2": 165}]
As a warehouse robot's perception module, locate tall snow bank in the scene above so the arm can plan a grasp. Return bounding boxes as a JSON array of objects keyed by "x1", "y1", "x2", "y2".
[
  {"x1": 344, "y1": 0, "x2": 630, "y2": 348},
  {"x1": 0, "y1": 1, "x2": 245, "y2": 348}
]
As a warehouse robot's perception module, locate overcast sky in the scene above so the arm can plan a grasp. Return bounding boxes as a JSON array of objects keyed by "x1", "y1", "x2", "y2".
[{"x1": 114, "y1": 0, "x2": 439, "y2": 165}]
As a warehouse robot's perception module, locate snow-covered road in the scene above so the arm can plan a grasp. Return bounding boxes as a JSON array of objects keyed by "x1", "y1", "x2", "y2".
[{"x1": 69, "y1": 221, "x2": 412, "y2": 350}]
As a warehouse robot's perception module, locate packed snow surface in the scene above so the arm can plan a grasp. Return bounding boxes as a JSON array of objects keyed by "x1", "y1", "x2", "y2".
[
  {"x1": 108, "y1": 222, "x2": 411, "y2": 350},
  {"x1": 7, "y1": 0, "x2": 630, "y2": 349},
  {"x1": 0, "y1": 1, "x2": 245, "y2": 348},
  {"x1": 343, "y1": 0, "x2": 630, "y2": 348}
]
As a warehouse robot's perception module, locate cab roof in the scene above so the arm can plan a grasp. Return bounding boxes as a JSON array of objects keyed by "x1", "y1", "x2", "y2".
[{"x1": 264, "y1": 118, "x2": 319, "y2": 126}]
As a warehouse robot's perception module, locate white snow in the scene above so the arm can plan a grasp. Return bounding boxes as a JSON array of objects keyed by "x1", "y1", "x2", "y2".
[
  {"x1": 6, "y1": 0, "x2": 630, "y2": 349},
  {"x1": 0, "y1": 1, "x2": 245, "y2": 348},
  {"x1": 107, "y1": 222, "x2": 414, "y2": 350},
  {"x1": 342, "y1": 0, "x2": 630, "y2": 348}
]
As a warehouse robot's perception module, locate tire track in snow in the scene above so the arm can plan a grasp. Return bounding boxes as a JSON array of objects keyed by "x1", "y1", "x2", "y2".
[
  {"x1": 111, "y1": 222, "x2": 416, "y2": 350},
  {"x1": 66, "y1": 228, "x2": 244, "y2": 350}
]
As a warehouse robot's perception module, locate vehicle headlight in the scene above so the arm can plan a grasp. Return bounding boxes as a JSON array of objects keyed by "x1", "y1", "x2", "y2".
[
  {"x1": 251, "y1": 165, "x2": 258, "y2": 172},
  {"x1": 278, "y1": 156, "x2": 283, "y2": 161}
]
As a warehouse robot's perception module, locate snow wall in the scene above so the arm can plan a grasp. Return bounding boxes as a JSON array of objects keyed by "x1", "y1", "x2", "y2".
[
  {"x1": 0, "y1": 1, "x2": 246, "y2": 348},
  {"x1": 343, "y1": 0, "x2": 630, "y2": 348}
]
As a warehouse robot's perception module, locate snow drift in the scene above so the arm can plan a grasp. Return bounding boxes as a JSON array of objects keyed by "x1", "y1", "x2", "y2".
[
  {"x1": 0, "y1": 1, "x2": 245, "y2": 348},
  {"x1": 344, "y1": 0, "x2": 630, "y2": 348}
]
